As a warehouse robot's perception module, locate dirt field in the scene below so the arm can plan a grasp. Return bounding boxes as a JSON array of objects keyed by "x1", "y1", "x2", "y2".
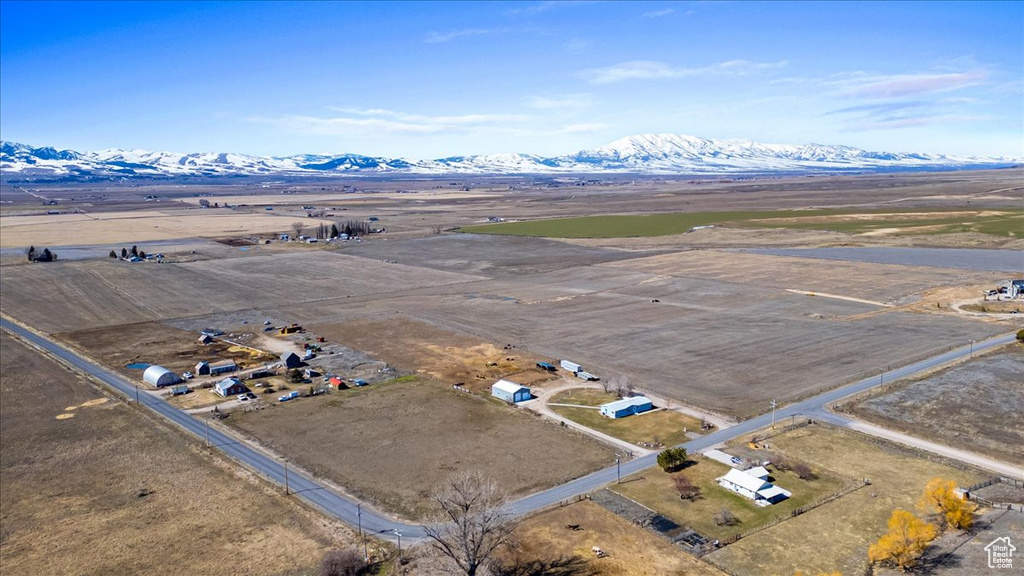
[
  {"x1": 311, "y1": 316, "x2": 550, "y2": 389},
  {"x1": 0, "y1": 208, "x2": 335, "y2": 247},
  {"x1": 503, "y1": 500, "x2": 728, "y2": 576},
  {"x1": 0, "y1": 331, "x2": 344, "y2": 576},
  {"x1": 56, "y1": 321, "x2": 274, "y2": 384},
  {"x1": 916, "y1": 508, "x2": 1024, "y2": 575},
  {"x1": 227, "y1": 376, "x2": 614, "y2": 520},
  {"x1": 703, "y1": 424, "x2": 985, "y2": 576},
  {"x1": 848, "y1": 344, "x2": 1024, "y2": 466}
]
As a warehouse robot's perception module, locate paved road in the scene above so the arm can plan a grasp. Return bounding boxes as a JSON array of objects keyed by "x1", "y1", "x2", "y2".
[{"x1": 2, "y1": 317, "x2": 1018, "y2": 541}]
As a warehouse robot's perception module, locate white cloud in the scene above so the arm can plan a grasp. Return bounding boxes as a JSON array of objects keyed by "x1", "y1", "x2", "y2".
[
  {"x1": 251, "y1": 109, "x2": 531, "y2": 136},
  {"x1": 558, "y1": 123, "x2": 607, "y2": 134},
  {"x1": 527, "y1": 93, "x2": 594, "y2": 110},
  {"x1": 837, "y1": 71, "x2": 988, "y2": 98},
  {"x1": 579, "y1": 59, "x2": 788, "y2": 84},
  {"x1": 642, "y1": 8, "x2": 675, "y2": 18},
  {"x1": 424, "y1": 28, "x2": 498, "y2": 44}
]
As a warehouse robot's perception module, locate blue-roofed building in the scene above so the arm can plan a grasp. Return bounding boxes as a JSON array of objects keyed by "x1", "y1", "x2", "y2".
[{"x1": 599, "y1": 396, "x2": 653, "y2": 418}]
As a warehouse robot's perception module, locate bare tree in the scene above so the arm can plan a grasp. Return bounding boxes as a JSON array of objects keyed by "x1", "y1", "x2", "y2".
[
  {"x1": 713, "y1": 508, "x2": 739, "y2": 526},
  {"x1": 423, "y1": 471, "x2": 518, "y2": 576},
  {"x1": 674, "y1": 474, "x2": 700, "y2": 501},
  {"x1": 291, "y1": 221, "x2": 305, "y2": 237}
]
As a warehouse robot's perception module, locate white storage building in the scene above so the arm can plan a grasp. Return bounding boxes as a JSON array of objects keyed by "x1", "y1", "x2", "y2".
[
  {"x1": 143, "y1": 365, "x2": 181, "y2": 388},
  {"x1": 491, "y1": 379, "x2": 531, "y2": 403}
]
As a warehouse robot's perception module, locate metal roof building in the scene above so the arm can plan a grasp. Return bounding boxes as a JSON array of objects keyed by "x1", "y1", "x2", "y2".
[
  {"x1": 491, "y1": 379, "x2": 531, "y2": 403},
  {"x1": 718, "y1": 468, "x2": 792, "y2": 505},
  {"x1": 214, "y1": 377, "x2": 248, "y2": 397},
  {"x1": 143, "y1": 365, "x2": 181, "y2": 388},
  {"x1": 599, "y1": 396, "x2": 653, "y2": 419}
]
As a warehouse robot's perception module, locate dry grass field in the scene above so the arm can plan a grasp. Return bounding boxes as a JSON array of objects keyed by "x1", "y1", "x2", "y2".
[
  {"x1": 612, "y1": 457, "x2": 846, "y2": 542},
  {"x1": 227, "y1": 376, "x2": 614, "y2": 520},
  {"x1": 703, "y1": 425, "x2": 985, "y2": 576},
  {"x1": 56, "y1": 321, "x2": 274, "y2": 383},
  {"x1": 848, "y1": 344, "x2": 1024, "y2": 466},
  {"x1": 0, "y1": 332, "x2": 343, "y2": 576},
  {"x1": 549, "y1": 388, "x2": 705, "y2": 447},
  {"x1": 0, "y1": 208, "x2": 335, "y2": 247},
  {"x1": 504, "y1": 500, "x2": 728, "y2": 576}
]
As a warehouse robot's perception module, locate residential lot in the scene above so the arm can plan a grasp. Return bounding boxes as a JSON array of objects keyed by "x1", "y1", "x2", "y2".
[
  {"x1": 506, "y1": 500, "x2": 728, "y2": 576},
  {"x1": 703, "y1": 425, "x2": 985, "y2": 576},
  {"x1": 549, "y1": 389, "x2": 705, "y2": 448},
  {"x1": 849, "y1": 344, "x2": 1024, "y2": 466},
  {"x1": 0, "y1": 332, "x2": 341, "y2": 576},
  {"x1": 227, "y1": 376, "x2": 614, "y2": 520}
]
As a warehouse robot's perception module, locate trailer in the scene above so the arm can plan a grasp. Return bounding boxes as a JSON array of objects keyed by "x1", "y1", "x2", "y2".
[
  {"x1": 560, "y1": 360, "x2": 583, "y2": 374},
  {"x1": 278, "y1": 391, "x2": 300, "y2": 402},
  {"x1": 576, "y1": 371, "x2": 599, "y2": 381},
  {"x1": 536, "y1": 361, "x2": 557, "y2": 372}
]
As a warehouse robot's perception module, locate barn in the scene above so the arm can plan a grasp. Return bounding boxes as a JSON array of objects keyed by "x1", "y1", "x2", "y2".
[
  {"x1": 491, "y1": 379, "x2": 531, "y2": 403},
  {"x1": 214, "y1": 377, "x2": 249, "y2": 397},
  {"x1": 195, "y1": 361, "x2": 210, "y2": 375},
  {"x1": 281, "y1": 351, "x2": 302, "y2": 368},
  {"x1": 209, "y1": 359, "x2": 237, "y2": 375},
  {"x1": 599, "y1": 396, "x2": 653, "y2": 418},
  {"x1": 143, "y1": 365, "x2": 182, "y2": 388}
]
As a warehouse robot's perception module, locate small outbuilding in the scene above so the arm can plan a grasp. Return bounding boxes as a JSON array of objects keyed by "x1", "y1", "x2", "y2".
[
  {"x1": 214, "y1": 377, "x2": 249, "y2": 397},
  {"x1": 599, "y1": 396, "x2": 653, "y2": 419},
  {"x1": 209, "y1": 359, "x2": 237, "y2": 375},
  {"x1": 329, "y1": 376, "x2": 347, "y2": 389},
  {"x1": 170, "y1": 384, "x2": 190, "y2": 396},
  {"x1": 195, "y1": 361, "x2": 211, "y2": 376},
  {"x1": 281, "y1": 352, "x2": 302, "y2": 368},
  {"x1": 198, "y1": 334, "x2": 214, "y2": 344},
  {"x1": 491, "y1": 379, "x2": 531, "y2": 403},
  {"x1": 143, "y1": 365, "x2": 182, "y2": 388}
]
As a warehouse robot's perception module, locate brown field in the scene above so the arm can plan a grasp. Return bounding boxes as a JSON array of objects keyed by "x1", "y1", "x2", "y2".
[
  {"x1": 0, "y1": 331, "x2": 345, "y2": 576},
  {"x1": 0, "y1": 208, "x2": 335, "y2": 247},
  {"x1": 848, "y1": 344, "x2": 1024, "y2": 466},
  {"x1": 227, "y1": 376, "x2": 614, "y2": 520},
  {"x1": 311, "y1": 316, "x2": 549, "y2": 389},
  {"x1": 704, "y1": 424, "x2": 985, "y2": 576},
  {"x1": 56, "y1": 321, "x2": 274, "y2": 384},
  {"x1": 504, "y1": 500, "x2": 728, "y2": 576}
]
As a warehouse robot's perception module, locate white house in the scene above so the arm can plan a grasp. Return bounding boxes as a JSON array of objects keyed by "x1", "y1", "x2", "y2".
[
  {"x1": 599, "y1": 396, "x2": 653, "y2": 418},
  {"x1": 718, "y1": 468, "x2": 792, "y2": 505}
]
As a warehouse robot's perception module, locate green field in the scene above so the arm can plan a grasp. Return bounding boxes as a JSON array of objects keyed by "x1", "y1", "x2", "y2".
[{"x1": 459, "y1": 208, "x2": 1024, "y2": 238}]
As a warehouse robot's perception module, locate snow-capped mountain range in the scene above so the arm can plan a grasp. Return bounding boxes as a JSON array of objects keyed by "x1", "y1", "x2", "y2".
[{"x1": 1, "y1": 134, "x2": 1018, "y2": 181}]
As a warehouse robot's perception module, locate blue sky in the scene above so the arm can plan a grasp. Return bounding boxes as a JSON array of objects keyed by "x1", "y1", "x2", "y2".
[{"x1": 1, "y1": 1, "x2": 1021, "y2": 158}]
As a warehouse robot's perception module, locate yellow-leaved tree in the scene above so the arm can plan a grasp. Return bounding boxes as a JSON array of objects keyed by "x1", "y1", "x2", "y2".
[
  {"x1": 868, "y1": 509, "x2": 937, "y2": 570},
  {"x1": 918, "y1": 478, "x2": 977, "y2": 530}
]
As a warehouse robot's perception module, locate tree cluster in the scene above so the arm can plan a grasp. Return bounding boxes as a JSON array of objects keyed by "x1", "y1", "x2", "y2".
[
  {"x1": 319, "y1": 549, "x2": 367, "y2": 576},
  {"x1": 674, "y1": 473, "x2": 700, "y2": 501},
  {"x1": 713, "y1": 508, "x2": 739, "y2": 526},
  {"x1": 25, "y1": 246, "x2": 57, "y2": 262},
  {"x1": 656, "y1": 447, "x2": 688, "y2": 472},
  {"x1": 868, "y1": 477, "x2": 976, "y2": 570}
]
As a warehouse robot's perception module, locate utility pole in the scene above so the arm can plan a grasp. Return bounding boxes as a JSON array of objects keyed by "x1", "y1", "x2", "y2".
[
  {"x1": 615, "y1": 454, "x2": 621, "y2": 484},
  {"x1": 205, "y1": 417, "x2": 211, "y2": 449},
  {"x1": 135, "y1": 385, "x2": 140, "y2": 404},
  {"x1": 284, "y1": 460, "x2": 290, "y2": 496},
  {"x1": 770, "y1": 399, "x2": 778, "y2": 429},
  {"x1": 393, "y1": 530, "x2": 402, "y2": 564},
  {"x1": 970, "y1": 339, "x2": 975, "y2": 358},
  {"x1": 357, "y1": 504, "x2": 367, "y2": 561}
]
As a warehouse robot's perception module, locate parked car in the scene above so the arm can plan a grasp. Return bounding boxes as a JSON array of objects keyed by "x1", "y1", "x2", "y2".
[
  {"x1": 182, "y1": 371, "x2": 193, "y2": 379},
  {"x1": 237, "y1": 394, "x2": 249, "y2": 402}
]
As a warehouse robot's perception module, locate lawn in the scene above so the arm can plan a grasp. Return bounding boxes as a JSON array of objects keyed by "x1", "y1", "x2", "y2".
[
  {"x1": 704, "y1": 425, "x2": 986, "y2": 576},
  {"x1": 551, "y1": 388, "x2": 620, "y2": 406},
  {"x1": 612, "y1": 457, "x2": 847, "y2": 542},
  {"x1": 551, "y1": 405, "x2": 704, "y2": 448},
  {"x1": 458, "y1": 208, "x2": 1024, "y2": 238}
]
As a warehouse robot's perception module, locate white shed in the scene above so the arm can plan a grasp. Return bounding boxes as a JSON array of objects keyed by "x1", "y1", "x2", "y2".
[
  {"x1": 143, "y1": 365, "x2": 181, "y2": 387},
  {"x1": 491, "y1": 379, "x2": 531, "y2": 403}
]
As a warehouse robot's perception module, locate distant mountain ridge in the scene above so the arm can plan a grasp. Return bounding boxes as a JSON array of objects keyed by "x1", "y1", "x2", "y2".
[{"x1": 1, "y1": 134, "x2": 1018, "y2": 181}]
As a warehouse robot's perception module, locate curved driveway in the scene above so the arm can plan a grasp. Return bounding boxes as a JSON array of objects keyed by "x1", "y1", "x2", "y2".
[{"x1": 2, "y1": 317, "x2": 1018, "y2": 540}]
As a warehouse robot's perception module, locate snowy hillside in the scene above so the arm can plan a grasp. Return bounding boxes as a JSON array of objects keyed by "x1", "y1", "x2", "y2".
[{"x1": 1, "y1": 134, "x2": 1018, "y2": 181}]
